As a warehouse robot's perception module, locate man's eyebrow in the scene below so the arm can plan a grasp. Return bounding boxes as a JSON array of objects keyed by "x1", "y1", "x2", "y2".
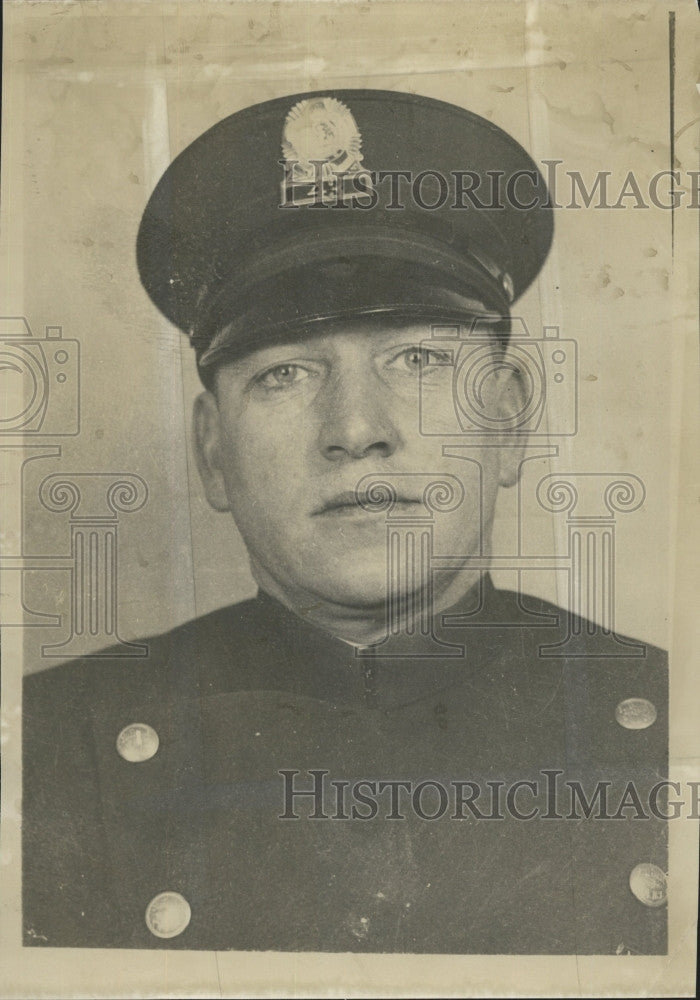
[
  {"x1": 210, "y1": 343, "x2": 319, "y2": 392},
  {"x1": 225, "y1": 340, "x2": 325, "y2": 370}
]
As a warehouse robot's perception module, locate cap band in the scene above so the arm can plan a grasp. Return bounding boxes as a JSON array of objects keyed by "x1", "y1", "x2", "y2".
[{"x1": 192, "y1": 225, "x2": 512, "y2": 370}]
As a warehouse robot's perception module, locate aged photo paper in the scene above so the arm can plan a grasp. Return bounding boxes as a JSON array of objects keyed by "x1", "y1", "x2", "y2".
[{"x1": 1, "y1": 0, "x2": 699, "y2": 996}]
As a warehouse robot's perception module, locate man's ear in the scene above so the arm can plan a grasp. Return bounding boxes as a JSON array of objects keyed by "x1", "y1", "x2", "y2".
[
  {"x1": 193, "y1": 390, "x2": 231, "y2": 512},
  {"x1": 495, "y1": 360, "x2": 527, "y2": 488}
]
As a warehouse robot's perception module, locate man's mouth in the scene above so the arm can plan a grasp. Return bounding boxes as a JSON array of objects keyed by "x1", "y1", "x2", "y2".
[{"x1": 312, "y1": 491, "x2": 423, "y2": 517}]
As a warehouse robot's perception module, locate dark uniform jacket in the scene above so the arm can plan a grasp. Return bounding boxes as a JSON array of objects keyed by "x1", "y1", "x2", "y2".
[{"x1": 23, "y1": 577, "x2": 668, "y2": 954}]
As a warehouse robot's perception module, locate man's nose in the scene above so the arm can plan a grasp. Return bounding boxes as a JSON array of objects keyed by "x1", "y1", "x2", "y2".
[{"x1": 317, "y1": 367, "x2": 401, "y2": 461}]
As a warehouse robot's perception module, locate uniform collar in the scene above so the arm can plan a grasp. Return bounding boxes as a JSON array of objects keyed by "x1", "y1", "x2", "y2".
[{"x1": 216, "y1": 574, "x2": 514, "y2": 710}]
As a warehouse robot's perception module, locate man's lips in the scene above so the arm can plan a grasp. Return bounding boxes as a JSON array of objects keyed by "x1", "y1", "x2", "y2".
[{"x1": 312, "y1": 491, "x2": 423, "y2": 516}]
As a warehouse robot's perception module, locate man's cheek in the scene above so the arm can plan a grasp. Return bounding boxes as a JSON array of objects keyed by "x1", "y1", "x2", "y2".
[{"x1": 417, "y1": 397, "x2": 460, "y2": 438}]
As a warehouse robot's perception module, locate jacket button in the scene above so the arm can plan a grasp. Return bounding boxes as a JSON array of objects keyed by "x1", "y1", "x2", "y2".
[
  {"x1": 116, "y1": 723, "x2": 159, "y2": 762},
  {"x1": 145, "y1": 892, "x2": 192, "y2": 938},
  {"x1": 615, "y1": 698, "x2": 657, "y2": 730},
  {"x1": 629, "y1": 864, "x2": 667, "y2": 907}
]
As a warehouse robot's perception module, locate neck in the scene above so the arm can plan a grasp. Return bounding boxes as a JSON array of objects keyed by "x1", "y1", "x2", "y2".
[{"x1": 250, "y1": 562, "x2": 488, "y2": 646}]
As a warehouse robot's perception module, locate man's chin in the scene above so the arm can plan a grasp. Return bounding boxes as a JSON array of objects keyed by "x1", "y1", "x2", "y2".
[{"x1": 295, "y1": 560, "x2": 397, "y2": 611}]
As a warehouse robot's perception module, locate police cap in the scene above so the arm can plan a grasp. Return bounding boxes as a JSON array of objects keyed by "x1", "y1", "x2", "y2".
[{"x1": 136, "y1": 89, "x2": 553, "y2": 382}]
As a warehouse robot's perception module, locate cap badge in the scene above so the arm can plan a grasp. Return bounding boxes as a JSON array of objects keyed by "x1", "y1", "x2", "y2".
[{"x1": 281, "y1": 97, "x2": 367, "y2": 207}]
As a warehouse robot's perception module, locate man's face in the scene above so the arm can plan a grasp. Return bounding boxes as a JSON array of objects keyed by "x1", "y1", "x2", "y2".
[{"x1": 194, "y1": 317, "x2": 525, "y2": 615}]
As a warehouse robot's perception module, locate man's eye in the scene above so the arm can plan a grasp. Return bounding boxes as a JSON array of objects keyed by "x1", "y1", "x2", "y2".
[
  {"x1": 390, "y1": 347, "x2": 453, "y2": 372},
  {"x1": 256, "y1": 363, "x2": 311, "y2": 389}
]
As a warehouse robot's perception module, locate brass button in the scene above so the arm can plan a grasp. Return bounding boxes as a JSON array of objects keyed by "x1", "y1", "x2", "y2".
[
  {"x1": 116, "y1": 723, "x2": 159, "y2": 762},
  {"x1": 615, "y1": 698, "x2": 657, "y2": 731},
  {"x1": 145, "y1": 891, "x2": 192, "y2": 938},
  {"x1": 629, "y1": 863, "x2": 667, "y2": 908}
]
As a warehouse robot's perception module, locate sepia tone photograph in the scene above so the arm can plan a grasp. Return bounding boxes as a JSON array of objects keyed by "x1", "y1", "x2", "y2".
[{"x1": 1, "y1": 0, "x2": 698, "y2": 996}]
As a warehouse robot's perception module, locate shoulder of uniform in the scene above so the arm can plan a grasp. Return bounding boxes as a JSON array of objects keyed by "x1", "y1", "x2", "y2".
[
  {"x1": 489, "y1": 586, "x2": 667, "y2": 727},
  {"x1": 486, "y1": 590, "x2": 668, "y2": 775},
  {"x1": 495, "y1": 586, "x2": 667, "y2": 660},
  {"x1": 23, "y1": 594, "x2": 269, "y2": 701}
]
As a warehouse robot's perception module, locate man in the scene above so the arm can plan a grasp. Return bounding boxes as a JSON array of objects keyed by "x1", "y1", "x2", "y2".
[{"x1": 23, "y1": 90, "x2": 667, "y2": 953}]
